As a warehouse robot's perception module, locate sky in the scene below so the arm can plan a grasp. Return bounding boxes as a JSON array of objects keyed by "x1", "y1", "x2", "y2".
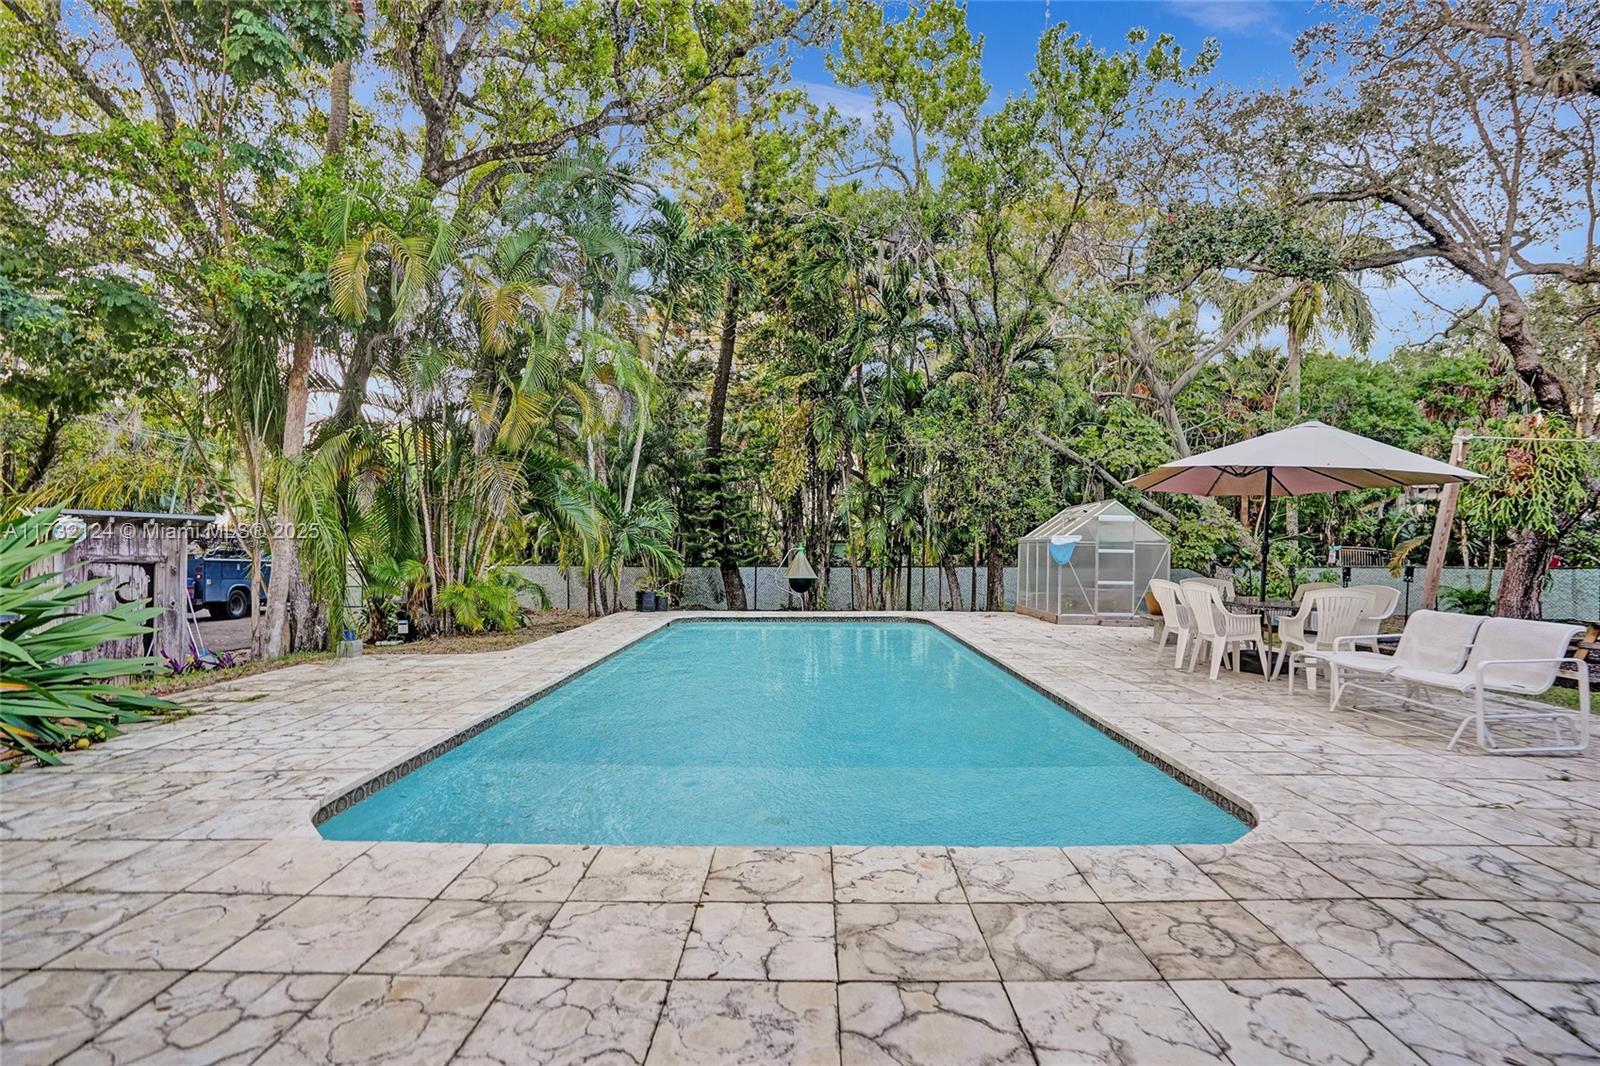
[{"x1": 788, "y1": 0, "x2": 1469, "y2": 360}]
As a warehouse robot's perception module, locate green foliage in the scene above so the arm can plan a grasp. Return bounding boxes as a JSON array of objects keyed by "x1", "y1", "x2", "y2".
[
  {"x1": 1147, "y1": 203, "x2": 1341, "y2": 287},
  {"x1": 434, "y1": 569, "x2": 536, "y2": 634},
  {"x1": 0, "y1": 507, "x2": 175, "y2": 765},
  {"x1": 1459, "y1": 418, "x2": 1600, "y2": 539},
  {"x1": 1439, "y1": 585, "x2": 1496, "y2": 616}
]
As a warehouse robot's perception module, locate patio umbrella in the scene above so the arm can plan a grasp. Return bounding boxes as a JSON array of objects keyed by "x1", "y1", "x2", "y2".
[{"x1": 1127, "y1": 420, "x2": 1481, "y2": 598}]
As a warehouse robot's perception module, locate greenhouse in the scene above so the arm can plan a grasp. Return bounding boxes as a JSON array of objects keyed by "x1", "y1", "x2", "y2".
[{"x1": 1016, "y1": 500, "x2": 1171, "y2": 622}]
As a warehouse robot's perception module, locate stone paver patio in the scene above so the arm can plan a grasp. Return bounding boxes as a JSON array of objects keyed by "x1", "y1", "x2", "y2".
[{"x1": 3, "y1": 612, "x2": 1598, "y2": 1065}]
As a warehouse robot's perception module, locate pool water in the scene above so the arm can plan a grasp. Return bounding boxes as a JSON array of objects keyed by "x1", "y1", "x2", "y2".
[{"x1": 318, "y1": 621, "x2": 1248, "y2": 846}]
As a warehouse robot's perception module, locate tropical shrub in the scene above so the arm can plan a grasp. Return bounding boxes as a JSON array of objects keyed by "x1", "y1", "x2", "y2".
[
  {"x1": 0, "y1": 507, "x2": 175, "y2": 765},
  {"x1": 1439, "y1": 585, "x2": 1495, "y2": 616},
  {"x1": 435, "y1": 568, "x2": 545, "y2": 633}
]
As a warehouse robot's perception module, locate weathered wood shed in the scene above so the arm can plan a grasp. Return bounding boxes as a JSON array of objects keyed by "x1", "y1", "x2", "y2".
[{"x1": 50, "y1": 510, "x2": 217, "y2": 662}]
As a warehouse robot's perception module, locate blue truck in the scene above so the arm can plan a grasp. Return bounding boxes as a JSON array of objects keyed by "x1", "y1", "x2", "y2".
[{"x1": 188, "y1": 555, "x2": 270, "y2": 619}]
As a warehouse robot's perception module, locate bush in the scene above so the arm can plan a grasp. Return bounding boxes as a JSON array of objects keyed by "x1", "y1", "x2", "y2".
[
  {"x1": 1439, "y1": 585, "x2": 1495, "y2": 615},
  {"x1": 1, "y1": 506, "x2": 175, "y2": 765}
]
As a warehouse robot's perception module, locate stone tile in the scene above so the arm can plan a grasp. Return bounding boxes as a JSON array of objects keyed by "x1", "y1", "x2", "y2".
[
  {"x1": 0, "y1": 892, "x2": 164, "y2": 970},
  {"x1": 1173, "y1": 979, "x2": 1426, "y2": 1066},
  {"x1": 188, "y1": 840, "x2": 371, "y2": 894},
  {"x1": 204, "y1": 895, "x2": 428, "y2": 973},
  {"x1": 1007, "y1": 981, "x2": 1228, "y2": 1065},
  {"x1": 1515, "y1": 846, "x2": 1600, "y2": 889},
  {"x1": 518, "y1": 901, "x2": 694, "y2": 980},
  {"x1": 645, "y1": 980, "x2": 838, "y2": 1065},
  {"x1": 1243, "y1": 898, "x2": 1477, "y2": 979},
  {"x1": 1407, "y1": 844, "x2": 1600, "y2": 902},
  {"x1": 677, "y1": 902, "x2": 835, "y2": 981},
  {"x1": 832, "y1": 847, "x2": 963, "y2": 903},
  {"x1": 1109, "y1": 900, "x2": 1317, "y2": 979},
  {"x1": 1062, "y1": 846, "x2": 1228, "y2": 902},
  {"x1": 949, "y1": 848, "x2": 1095, "y2": 902},
  {"x1": 1343, "y1": 979, "x2": 1599, "y2": 1066},
  {"x1": 1376, "y1": 898, "x2": 1600, "y2": 980},
  {"x1": 0, "y1": 970, "x2": 179, "y2": 1065},
  {"x1": 453, "y1": 978, "x2": 666, "y2": 1066},
  {"x1": 570, "y1": 846, "x2": 711, "y2": 902},
  {"x1": 311, "y1": 843, "x2": 483, "y2": 899},
  {"x1": 1337, "y1": 805, "x2": 1492, "y2": 846},
  {"x1": 255, "y1": 974, "x2": 500, "y2": 1066},
  {"x1": 65, "y1": 840, "x2": 261, "y2": 893},
  {"x1": 362, "y1": 900, "x2": 560, "y2": 976},
  {"x1": 1178, "y1": 841, "x2": 1358, "y2": 900},
  {"x1": 0, "y1": 839, "x2": 149, "y2": 894},
  {"x1": 56, "y1": 971, "x2": 341, "y2": 1066},
  {"x1": 703, "y1": 847, "x2": 832, "y2": 901},
  {"x1": 835, "y1": 904, "x2": 997, "y2": 981},
  {"x1": 51, "y1": 893, "x2": 293, "y2": 971},
  {"x1": 839, "y1": 981, "x2": 1031, "y2": 1066},
  {"x1": 1289, "y1": 843, "x2": 1480, "y2": 899},
  {"x1": 1500, "y1": 981, "x2": 1600, "y2": 1054},
  {"x1": 1514, "y1": 900, "x2": 1600, "y2": 954},
  {"x1": 440, "y1": 845, "x2": 596, "y2": 902},
  {"x1": 971, "y1": 902, "x2": 1156, "y2": 981}
]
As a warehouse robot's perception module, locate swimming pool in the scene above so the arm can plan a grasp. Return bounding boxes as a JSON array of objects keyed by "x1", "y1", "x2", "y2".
[{"x1": 318, "y1": 620, "x2": 1249, "y2": 846}]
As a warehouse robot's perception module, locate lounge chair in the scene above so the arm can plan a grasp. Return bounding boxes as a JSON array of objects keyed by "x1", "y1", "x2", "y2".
[
  {"x1": 1270, "y1": 589, "x2": 1371, "y2": 691},
  {"x1": 1147, "y1": 579, "x2": 1193, "y2": 667},
  {"x1": 1325, "y1": 613, "x2": 1589, "y2": 754},
  {"x1": 1180, "y1": 580, "x2": 1266, "y2": 681}
]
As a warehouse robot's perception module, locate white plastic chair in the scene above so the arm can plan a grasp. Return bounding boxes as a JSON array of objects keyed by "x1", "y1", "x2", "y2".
[
  {"x1": 1348, "y1": 585, "x2": 1400, "y2": 650},
  {"x1": 1187, "y1": 576, "x2": 1235, "y2": 603},
  {"x1": 1291, "y1": 581, "x2": 1340, "y2": 605},
  {"x1": 1387, "y1": 618, "x2": 1589, "y2": 753},
  {"x1": 1272, "y1": 589, "x2": 1371, "y2": 692},
  {"x1": 1180, "y1": 580, "x2": 1266, "y2": 681},
  {"x1": 1148, "y1": 579, "x2": 1193, "y2": 667}
]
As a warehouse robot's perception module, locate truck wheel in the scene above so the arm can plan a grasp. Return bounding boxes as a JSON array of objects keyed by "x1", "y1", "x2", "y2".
[{"x1": 225, "y1": 588, "x2": 250, "y2": 619}]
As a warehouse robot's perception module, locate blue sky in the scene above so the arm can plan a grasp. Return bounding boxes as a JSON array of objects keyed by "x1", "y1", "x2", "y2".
[{"x1": 789, "y1": 1, "x2": 1467, "y2": 359}]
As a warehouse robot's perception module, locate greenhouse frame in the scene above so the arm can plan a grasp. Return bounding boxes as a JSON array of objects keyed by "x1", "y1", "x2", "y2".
[{"x1": 1016, "y1": 500, "x2": 1171, "y2": 622}]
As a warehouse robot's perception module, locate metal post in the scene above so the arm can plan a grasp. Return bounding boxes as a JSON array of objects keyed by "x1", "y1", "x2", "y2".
[
  {"x1": 1403, "y1": 564, "x2": 1415, "y2": 617},
  {"x1": 1258, "y1": 467, "x2": 1274, "y2": 600}
]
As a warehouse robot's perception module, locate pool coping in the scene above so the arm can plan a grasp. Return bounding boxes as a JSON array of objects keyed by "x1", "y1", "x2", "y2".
[{"x1": 310, "y1": 612, "x2": 1258, "y2": 835}]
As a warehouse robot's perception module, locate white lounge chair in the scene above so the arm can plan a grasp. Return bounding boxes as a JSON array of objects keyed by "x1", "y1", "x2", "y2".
[
  {"x1": 1322, "y1": 610, "x2": 1484, "y2": 706},
  {"x1": 1325, "y1": 613, "x2": 1589, "y2": 754},
  {"x1": 1393, "y1": 618, "x2": 1589, "y2": 753},
  {"x1": 1180, "y1": 580, "x2": 1266, "y2": 681},
  {"x1": 1271, "y1": 588, "x2": 1371, "y2": 691},
  {"x1": 1148, "y1": 579, "x2": 1193, "y2": 667}
]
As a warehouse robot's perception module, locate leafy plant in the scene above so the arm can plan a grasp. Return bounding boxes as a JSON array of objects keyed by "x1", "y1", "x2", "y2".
[
  {"x1": 435, "y1": 568, "x2": 543, "y2": 633},
  {"x1": 1439, "y1": 585, "x2": 1496, "y2": 615},
  {"x1": 0, "y1": 507, "x2": 175, "y2": 765}
]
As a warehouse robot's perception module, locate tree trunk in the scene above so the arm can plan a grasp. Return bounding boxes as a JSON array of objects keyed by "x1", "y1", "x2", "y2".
[
  {"x1": 261, "y1": 327, "x2": 313, "y2": 659},
  {"x1": 325, "y1": 58, "x2": 351, "y2": 157},
  {"x1": 1494, "y1": 527, "x2": 1550, "y2": 619},
  {"x1": 1284, "y1": 322, "x2": 1301, "y2": 539},
  {"x1": 706, "y1": 275, "x2": 747, "y2": 610},
  {"x1": 984, "y1": 519, "x2": 1006, "y2": 612},
  {"x1": 941, "y1": 559, "x2": 963, "y2": 611},
  {"x1": 16, "y1": 410, "x2": 65, "y2": 493}
]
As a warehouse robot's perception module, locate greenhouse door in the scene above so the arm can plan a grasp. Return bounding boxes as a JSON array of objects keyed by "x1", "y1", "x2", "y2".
[{"x1": 1094, "y1": 513, "x2": 1137, "y2": 615}]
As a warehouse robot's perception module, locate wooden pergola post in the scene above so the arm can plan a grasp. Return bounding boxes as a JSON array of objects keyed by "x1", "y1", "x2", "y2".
[{"x1": 1419, "y1": 429, "x2": 1470, "y2": 611}]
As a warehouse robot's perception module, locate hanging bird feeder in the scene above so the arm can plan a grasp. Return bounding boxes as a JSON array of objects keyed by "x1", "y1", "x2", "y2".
[{"x1": 786, "y1": 543, "x2": 817, "y2": 595}]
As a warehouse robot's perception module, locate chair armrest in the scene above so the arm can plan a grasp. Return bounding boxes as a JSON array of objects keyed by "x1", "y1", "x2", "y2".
[
  {"x1": 1473, "y1": 656, "x2": 1577, "y2": 692},
  {"x1": 1333, "y1": 633, "x2": 1398, "y2": 649}
]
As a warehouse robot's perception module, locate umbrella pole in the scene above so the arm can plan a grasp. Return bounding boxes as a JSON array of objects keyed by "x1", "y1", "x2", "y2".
[{"x1": 1259, "y1": 467, "x2": 1273, "y2": 600}]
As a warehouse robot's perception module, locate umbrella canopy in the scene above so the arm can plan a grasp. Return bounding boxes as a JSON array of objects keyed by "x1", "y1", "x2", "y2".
[
  {"x1": 1127, "y1": 421, "x2": 1481, "y2": 600},
  {"x1": 1128, "y1": 421, "x2": 1481, "y2": 496}
]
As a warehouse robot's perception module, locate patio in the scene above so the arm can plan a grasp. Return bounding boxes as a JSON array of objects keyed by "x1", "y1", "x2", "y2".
[{"x1": 2, "y1": 612, "x2": 1598, "y2": 1066}]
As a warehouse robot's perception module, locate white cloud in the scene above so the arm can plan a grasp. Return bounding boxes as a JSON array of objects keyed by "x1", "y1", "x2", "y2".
[{"x1": 1162, "y1": 0, "x2": 1289, "y2": 38}]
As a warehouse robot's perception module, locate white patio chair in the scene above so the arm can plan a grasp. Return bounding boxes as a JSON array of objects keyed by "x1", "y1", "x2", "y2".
[
  {"x1": 1387, "y1": 618, "x2": 1589, "y2": 753},
  {"x1": 1180, "y1": 580, "x2": 1266, "y2": 681},
  {"x1": 1271, "y1": 589, "x2": 1371, "y2": 692},
  {"x1": 1348, "y1": 585, "x2": 1401, "y2": 650},
  {"x1": 1148, "y1": 579, "x2": 1193, "y2": 667},
  {"x1": 1187, "y1": 576, "x2": 1235, "y2": 603},
  {"x1": 1323, "y1": 609, "x2": 1485, "y2": 714},
  {"x1": 1291, "y1": 580, "x2": 1340, "y2": 605}
]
